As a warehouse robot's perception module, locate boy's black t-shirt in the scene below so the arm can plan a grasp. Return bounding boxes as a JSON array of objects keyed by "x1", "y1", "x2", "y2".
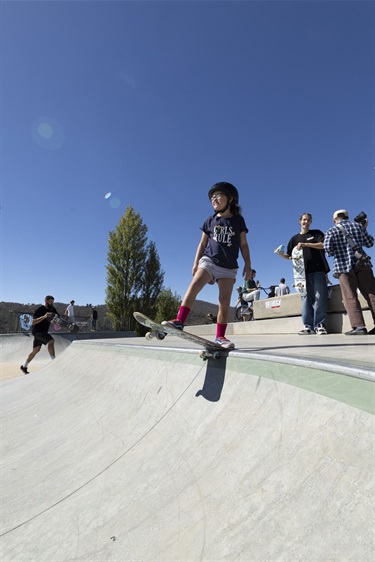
[
  {"x1": 286, "y1": 230, "x2": 330, "y2": 274},
  {"x1": 31, "y1": 305, "x2": 58, "y2": 335},
  {"x1": 201, "y1": 214, "x2": 248, "y2": 269}
]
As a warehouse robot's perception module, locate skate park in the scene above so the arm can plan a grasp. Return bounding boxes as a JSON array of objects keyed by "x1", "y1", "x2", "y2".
[{"x1": 0, "y1": 291, "x2": 374, "y2": 562}]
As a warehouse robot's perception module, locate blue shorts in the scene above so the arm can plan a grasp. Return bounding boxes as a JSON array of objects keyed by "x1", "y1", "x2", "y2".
[{"x1": 198, "y1": 256, "x2": 238, "y2": 285}]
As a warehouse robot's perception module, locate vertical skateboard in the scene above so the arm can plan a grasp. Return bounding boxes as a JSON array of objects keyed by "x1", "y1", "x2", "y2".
[{"x1": 291, "y1": 247, "x2": 306, "y2": 296}]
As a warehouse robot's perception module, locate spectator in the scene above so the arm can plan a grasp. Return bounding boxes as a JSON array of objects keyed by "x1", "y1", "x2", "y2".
[
  {"x1": 275, "y1": 212, "x2": 330, "y2": 335},
  {"x1": 268, "y1": 286, "x2": 276, "y2": 298},
  {"x1": 207, "y1": 313, "x2": 217, "y2": 324},
  {"x1": 91, "y1": 307, "x2": 98, "y2": 331},
  {"x1": 65, "y1": 300, "x2": 75, "y2": 323},
  {"x1": 324, "y1": 209, "x2": 375, "y2": 335},
  {"x1": 241, "y1": 269, "x2": 261, "y2": 304},
  {"x1": 275, "y1": 278, "x2": 290, "y2": 296}
]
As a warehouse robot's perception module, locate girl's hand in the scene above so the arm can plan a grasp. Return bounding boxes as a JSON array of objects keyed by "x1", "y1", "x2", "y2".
[{"x1": 243, "y1": 267, "x2": 252, "y2": 280}]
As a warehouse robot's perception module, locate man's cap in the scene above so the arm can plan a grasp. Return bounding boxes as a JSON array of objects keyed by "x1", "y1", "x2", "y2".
[{"x1": 333, "y1": 209, "x2": 349, "y2": 220}]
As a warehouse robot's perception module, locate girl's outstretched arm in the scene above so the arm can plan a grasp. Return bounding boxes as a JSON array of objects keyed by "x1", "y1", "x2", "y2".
[{"x1": 239, "y1": 231, "x2": 252, "y2": 280}]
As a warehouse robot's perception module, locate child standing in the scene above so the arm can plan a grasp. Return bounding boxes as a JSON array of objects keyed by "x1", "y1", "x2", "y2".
[{"x1": 163, "y1": 182, "x2": 252, "y2": 349}]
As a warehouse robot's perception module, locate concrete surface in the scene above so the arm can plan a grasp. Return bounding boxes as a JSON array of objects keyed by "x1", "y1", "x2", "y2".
[
  {"x1": 0, "y1": 333, "x2": 72, "y2": 380},
  {"x1": 0, "y1": 332, "x2": 135, "y2": 380},
  {"x1": 0, "y1": 335, "x2": 374, "y2": 561}
]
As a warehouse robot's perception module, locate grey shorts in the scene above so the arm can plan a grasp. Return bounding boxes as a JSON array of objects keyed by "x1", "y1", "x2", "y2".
[{"x1": 198, "y1": 256, "x2": 238, "y2": 285}]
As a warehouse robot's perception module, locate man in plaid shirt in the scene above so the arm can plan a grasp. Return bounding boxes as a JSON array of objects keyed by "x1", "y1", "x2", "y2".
[{"x1": 324, "y1": 210, "x2": 375, "y2": 335}]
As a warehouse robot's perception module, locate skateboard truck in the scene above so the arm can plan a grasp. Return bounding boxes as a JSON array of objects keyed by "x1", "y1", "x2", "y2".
[{"x1": 145, "y1": 329, "x2": 166, "y2": 341}]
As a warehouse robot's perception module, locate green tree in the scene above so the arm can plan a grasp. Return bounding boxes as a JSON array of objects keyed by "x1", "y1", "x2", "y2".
[
  {"x1": 139, "y1": 241, "x2": 165, "y2": 319},
  {"x1": 154, "y1": 288, "x2": 181, "y2": 324},
  {"x1": 106, "y1": 206, "x2": 148, "y2": 330}
]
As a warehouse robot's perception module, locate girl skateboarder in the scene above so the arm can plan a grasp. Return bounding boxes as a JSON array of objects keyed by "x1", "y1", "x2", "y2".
[{"x1": 163, "y1": 182, "x2": 252, "y2": 349}]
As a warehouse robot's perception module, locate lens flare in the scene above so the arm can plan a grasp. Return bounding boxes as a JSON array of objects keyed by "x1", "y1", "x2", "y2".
[
  {"x1": 32, "y1": 117, "x2": 65, "y2": 150},
  {"x1": 109, "y1": 197, "x2": 121, "y2": 209}
]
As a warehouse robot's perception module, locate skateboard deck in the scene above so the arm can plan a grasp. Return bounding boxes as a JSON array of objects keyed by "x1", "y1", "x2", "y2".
[
  {"x1": 133, "y1": 312, "x2": 229, "y2": 360},
  {"x1": 291, "y1": 246, "x2": 306, "y2": 296},
  {"x1": 51, "y1": 314, "x2": 80, "y2": 333}
]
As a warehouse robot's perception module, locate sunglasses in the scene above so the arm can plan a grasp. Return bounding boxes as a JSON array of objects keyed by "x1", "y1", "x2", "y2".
[{"x1": 210, "y1": 193, "x2": 226, "y2": 202}]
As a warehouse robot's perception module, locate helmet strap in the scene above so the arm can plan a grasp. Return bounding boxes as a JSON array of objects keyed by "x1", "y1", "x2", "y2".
[{"x1": 213, "y1": 197, "x2": 232, "y2": 216}]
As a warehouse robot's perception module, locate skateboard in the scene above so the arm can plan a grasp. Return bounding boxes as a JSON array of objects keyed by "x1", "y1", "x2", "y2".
[
  {"x1": 291, "y1": 246, "x2": 306, "y2": 296},
  {"x1": 51, "y1": 314, "x2": 80, "y2": 333},
  {"x1": 133, "y1": 312, "x2": 228, "y2": 360}
]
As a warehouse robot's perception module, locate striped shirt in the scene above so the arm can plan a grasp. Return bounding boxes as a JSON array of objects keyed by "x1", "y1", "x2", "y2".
[{"x1": 324, "y1": 220, "x2": 374, "y2": 278}]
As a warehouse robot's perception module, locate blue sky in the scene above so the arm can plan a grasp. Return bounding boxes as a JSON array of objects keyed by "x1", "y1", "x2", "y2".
[{"x1": 1, "y1": 0, "x2": 374, "y2": 309}]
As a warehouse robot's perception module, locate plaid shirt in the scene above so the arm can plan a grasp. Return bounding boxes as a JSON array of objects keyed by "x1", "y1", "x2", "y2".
[{"x1": 324, "y1": 220, "x2": 374, "y2": 277}]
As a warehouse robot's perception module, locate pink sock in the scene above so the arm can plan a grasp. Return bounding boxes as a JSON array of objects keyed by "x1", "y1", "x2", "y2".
[
  {"x1": 177, "y1": 306, "x2": 191, "y2": 324},
  {"x1": 216, "y1": 323, "x2": 227, "y2": 338}
]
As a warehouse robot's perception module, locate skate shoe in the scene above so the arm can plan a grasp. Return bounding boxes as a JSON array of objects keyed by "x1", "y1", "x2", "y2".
[
  {"x1": 215, "y1": 336, "x2": 235, "y2": 349},
  {"x1": 298, "y1": 326, "x2": 314, "y2": 335},
  {"x1": 162, "y1": 319, "x2": 184, "y2": 331}
]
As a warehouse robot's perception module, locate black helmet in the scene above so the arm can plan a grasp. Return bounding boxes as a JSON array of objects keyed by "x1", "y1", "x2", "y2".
[{"x1": 208, "y1": 182, "x2": 239, "y2": 204}]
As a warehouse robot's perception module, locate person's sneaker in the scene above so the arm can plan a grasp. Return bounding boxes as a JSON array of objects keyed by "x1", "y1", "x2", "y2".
[
  {"x1": 298, "y1": 326, "x2": 314, "y2": 335},
  {"x1": 161, "y1": 319, "x2": 184, "y2": 331},
  {"x1": 315, "y1": 323, "x2": 327, "y2": 335},
  {"x1": 215, "y1": 336, "x2": 235, "y2": 349},
  {"x1": 345, "y1": 327, "x2": 367, "y2": 335},
  {"x1": 20, "y1": 365, "x2": 29, "y2": 374}
]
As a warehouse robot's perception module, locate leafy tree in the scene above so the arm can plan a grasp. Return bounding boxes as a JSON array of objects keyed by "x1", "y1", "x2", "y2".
[
  {"x1": 139, "y1": 241, "x2": 164, "y2": 319},
  {"x1": 106, "y1": 206, "x2": 148, "y2": 330},
  {"x1": 154, "y1": 288, "x2": 181, "y2": 324}
]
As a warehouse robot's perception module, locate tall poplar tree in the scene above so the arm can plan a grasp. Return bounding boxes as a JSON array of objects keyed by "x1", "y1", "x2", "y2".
[{"x1": 105, "y1": 206, "x2": 148, "y2": 330}]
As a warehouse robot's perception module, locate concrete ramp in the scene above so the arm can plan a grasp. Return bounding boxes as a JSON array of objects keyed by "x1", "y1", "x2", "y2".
[
  {"x1": 0, "y1": 340, "x2": 374, "y2": 561},
  {"x1": 0, "y1": 334, "x2": 71, "y2": 380}
]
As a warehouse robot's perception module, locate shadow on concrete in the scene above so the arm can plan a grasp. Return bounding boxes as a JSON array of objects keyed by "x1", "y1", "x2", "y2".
[{"x1": 195, "y1": 354, "x2": 228, "y2": 402}]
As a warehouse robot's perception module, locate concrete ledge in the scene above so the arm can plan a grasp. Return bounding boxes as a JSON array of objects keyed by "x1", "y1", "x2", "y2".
[
  {"x1": 253, "y1": 284, "x2": 369, "y2": 320},
  {"x1": 187, "y1": 310, "x2": 373, "y2": 336}
]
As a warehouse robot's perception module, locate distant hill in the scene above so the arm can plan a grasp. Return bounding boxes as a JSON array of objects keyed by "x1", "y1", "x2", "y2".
[{"x1": 0, "y1": 300, "x2": 235, "y2": 333}]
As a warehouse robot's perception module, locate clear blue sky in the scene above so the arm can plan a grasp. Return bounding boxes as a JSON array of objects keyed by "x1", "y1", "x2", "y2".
[{"x1": 1, "y1": 0, "x2": 374, "y2": 308}]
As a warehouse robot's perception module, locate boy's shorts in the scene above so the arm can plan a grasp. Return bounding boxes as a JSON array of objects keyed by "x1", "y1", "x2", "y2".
[
  {"x1": 32, "y1": 332, "x2": 53, "y2": 348},
  {"x1": 198, "y1": 256, "x2": 237, "y2": 285}
]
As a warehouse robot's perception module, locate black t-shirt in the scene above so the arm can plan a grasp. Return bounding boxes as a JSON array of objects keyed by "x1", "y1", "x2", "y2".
[
  {"x1": 31, "y1": 305, "x2": 58, "y2": 335},
  {"x1": 201, "y1": 214, "x2": 248, "y2": 269},
  {"x1": 286, "y1": 230, "x2": 330, "y2": 274}
]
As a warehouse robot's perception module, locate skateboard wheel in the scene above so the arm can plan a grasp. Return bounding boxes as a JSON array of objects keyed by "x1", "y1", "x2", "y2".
[
  {"x1": 145, "y1": 332, "x2": 154, "y2": 340},
  {"x1": 212, "y1": 351, "x2": 221, "y2": 360},
  {"x1": 156, "y1": 332, "x2": 165, "y2": 341}
]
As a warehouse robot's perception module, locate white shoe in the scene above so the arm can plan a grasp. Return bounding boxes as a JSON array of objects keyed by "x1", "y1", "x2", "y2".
[{"x1": 298, "y1": 326, "x2": 314, "y2": 335}]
